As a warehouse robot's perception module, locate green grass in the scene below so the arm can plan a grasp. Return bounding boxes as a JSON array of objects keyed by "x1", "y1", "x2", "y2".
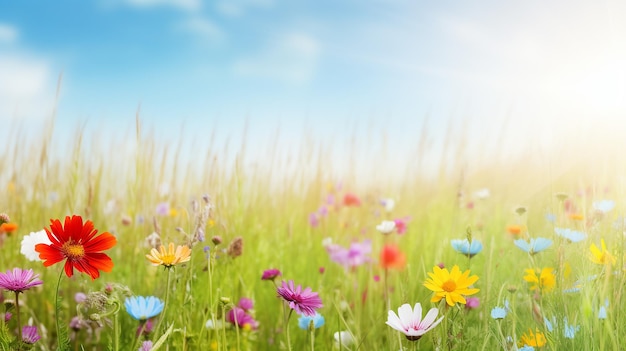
[{"x1": 1, "y1": 115, "x2": 626, "y2": 351}]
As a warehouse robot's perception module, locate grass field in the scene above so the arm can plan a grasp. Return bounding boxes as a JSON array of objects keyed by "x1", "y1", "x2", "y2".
[{"x1": 1, "y1": 115, "x2": 625, "y2": 351}]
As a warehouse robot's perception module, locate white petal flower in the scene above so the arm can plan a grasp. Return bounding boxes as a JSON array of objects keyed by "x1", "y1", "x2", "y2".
[
  {"x1": 333, "y1": 331, "x2": 355, "y2": 348},
  {"x1": 376, "y1": 220, "x2": 396, "y2": 235},
  {"x1": 20, "y1": 230, "x2": 52, "y2": 262},
  {"x1": 386, "y1": 303, "x2": 443, "y2": 341}
]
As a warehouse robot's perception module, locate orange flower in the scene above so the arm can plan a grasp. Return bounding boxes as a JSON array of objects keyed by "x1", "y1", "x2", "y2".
[
  {"x1": 0, "y1": 222, "x2": 18, "y2": 234},
  {"x1": 146, "y1": 243, "x2": 191, "y2": 268},
  {"x1": 569, "y1": 213, "x2": 584, "y2": 220},
  {"x1": 380, "y1": 244, "x2": 406, "y2": 270},
  {"x1": 35, "y1": 215, "x2": 117, "y2": 280},
  {"x1": 506, "y1": 225, "x2": 522, "y2": 236}
]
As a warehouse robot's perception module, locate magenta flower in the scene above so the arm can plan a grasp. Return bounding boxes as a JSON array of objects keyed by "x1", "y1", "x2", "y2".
[
  {"x1": 22, "y1": 325, "x2": 41, "y2": 344},
  {"x1": 325, "y1": 240, "x2": 372, "y2": 269},
  {"x1": 227, "y1": 307, "x2": 259, "y2": 329},
  {"x1": 465, "y1": 297, "x2": 480, "y2": 310},
  {"x1": 277, "y1": 280, "x2": 323, "y2": 316},
  {"x1": 394, "y1": 217, "x2": 410, "y2": 234},
  {"x1": 262, "y1": 269, "x2": 282, "y2": 281},
  {"x1": 139, "y1": 341, "x2": 153, "y2": 351},
  {"x1": 238, "y1": 297, "x2": 254, "y2": 311},
  {"x1": 0, "y1": 268, "x2": 42, "y2": 293}
]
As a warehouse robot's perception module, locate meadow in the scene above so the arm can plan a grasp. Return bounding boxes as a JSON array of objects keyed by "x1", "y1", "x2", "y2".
[{"x1": 1, "y1": 115, "x2": 625, "y2": 351}]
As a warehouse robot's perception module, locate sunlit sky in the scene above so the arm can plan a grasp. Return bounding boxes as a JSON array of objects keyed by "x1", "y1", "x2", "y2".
[{"x1": 1, "y1": 0, "x2": 625, "y2": 175}]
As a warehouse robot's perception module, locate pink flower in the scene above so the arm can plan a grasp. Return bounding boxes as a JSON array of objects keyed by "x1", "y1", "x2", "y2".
[
  {"x1": 262, "y1": 269, "x2": 282, "y2": 281},
  {"x1": 227, "y1": 307, "x2": 259, "y2": 330},
  {"x1": 277, "y1": 280, "x2": 323, "y2": 316},
  {"x1": 465, "y1": 297, "x2": 480, "y2": 310},
  {"x1": 238, "y1": 298, "x2": 254, "y2": 311},
  {"x1": 386, "y1": 303, "x2": 444, "y2": 341},
  {"x1": 326, "y1": 240, "x2": 372, "y2": 269},
  {"x1": 0, "y1": 268, "x2": 43, "y2": 293},
  {"x1": 393, "y1": 217, "x2": 410, "y2": 234}
]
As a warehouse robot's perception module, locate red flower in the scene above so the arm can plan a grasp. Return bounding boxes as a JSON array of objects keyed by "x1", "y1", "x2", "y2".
[
  {"x1": 343, "y1": 193, "x2": 361, "y2": 207},
  {"x1": 380, "y1": 244, "x2": 406, "y2": 270},
  {"x1": 35, "y1": 215, "x2": 117, "y2": 280}
]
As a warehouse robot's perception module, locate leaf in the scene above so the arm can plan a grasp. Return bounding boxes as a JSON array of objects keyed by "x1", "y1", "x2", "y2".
[{"x1": 149, "y1": 323, "x2": 175, "y2": 351}]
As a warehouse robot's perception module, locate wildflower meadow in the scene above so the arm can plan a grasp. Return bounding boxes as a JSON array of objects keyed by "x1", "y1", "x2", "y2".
[{"x1": 1, "y1": 114, "x2": 625, "y2": 351}]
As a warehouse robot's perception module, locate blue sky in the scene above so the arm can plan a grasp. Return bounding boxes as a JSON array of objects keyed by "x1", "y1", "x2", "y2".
[{"x1": 1, "y1": 0, "x2": 626, "y2": 174}]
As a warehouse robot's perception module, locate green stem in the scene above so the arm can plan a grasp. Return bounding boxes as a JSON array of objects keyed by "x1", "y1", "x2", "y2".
[
  {"x1": 130, "y1": 321, "x2": 146, "y2": 351},
  {"x1": 309, "y1": 326, "x2": 315, "y2": 351},
  {"x1": 55, "y1": 269, "x2": 64, "y2": 350},
  {"x1": 113, "y1": 307, "x2": 119, "y2": 351},
  {"x1": 15, "y1": 292, "x2": 21, "y2": 344},
  {"x1": 285, "y1": 308, "x2": 293, "y2": 351},
  {"x1": 154, "y1": 267, "x2": 173, "y2": 335}
]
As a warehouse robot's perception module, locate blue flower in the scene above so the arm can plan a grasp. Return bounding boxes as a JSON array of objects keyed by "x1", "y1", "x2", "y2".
[
  {"x1": 125, "y1": 296, "x2": 165, "y2": 321},
  {"x1": 563, "y1": 317, "x2": 579, "y2": 339},
  {"x1": 554, "y1": 228, "x2": 586, "y2": 243},
  {"x1": 593, "y1": 200, "x2": 615, "y2": 213},
  {"x1": 518, "y1": 346, "x2": 535, "y2": 351},
  {"x1": 514, "y1": 237, "x2": 552, "y2": 255},
  {"x1": 543, "y1": 316, "x2": 555, "y2": 332},
  {"x1": 298, "y1": 312, "x2": 325, "y2": 330},
  {"x1": 451, "y1": 239, "x2": 483, "y2": 258},
  {"x1": 598, "y1": 299, "x2": 609, "y2": 320},
  {"x1": 490, "y1": 300, "x2": 509, "y2": 320}
]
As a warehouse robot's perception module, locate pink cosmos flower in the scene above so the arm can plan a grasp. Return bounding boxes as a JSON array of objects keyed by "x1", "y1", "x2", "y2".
[
  {"x1": 0, "y1": 268, "x2": 43, "y2": 293},
  {"x1": 386, "y1": 303, "x2": 444, "y2": 341},
  {"x1": 325, "y1": 240, "x2": 372, "y2": 269},
  {"x1": 227, "y1": 307, "x2": 259, "y2": 329},
  {"x1": 277, "y1": 280, "x2": 323, "y2": 316},
  {"x1": 21, "y1": 325, "x2": 41, "y2": 344}
]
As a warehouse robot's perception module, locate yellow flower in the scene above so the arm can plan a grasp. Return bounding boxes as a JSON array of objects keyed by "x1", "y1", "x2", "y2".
[
  {"x1": 423, "y1": 265, "x2": 479, "y2": 306},
  {"x1": 519, "y1": 328, "x2": 547, "y2": 348},
  {"x1": 590, "y1": 239, "x2": 616, "y2": 265},
  {"x1": 146, "y1": 243, "x2": 191, "y2": 268},
  {"x1": 523, "y1": 267, "x2": 555, "y2": 292}
]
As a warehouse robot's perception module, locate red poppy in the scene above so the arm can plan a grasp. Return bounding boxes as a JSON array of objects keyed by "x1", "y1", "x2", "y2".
[
  {"x1": 380, "y1": 244, "x2": 406, "y2": 270},
  {"x1": 343, "y1": 193, "x2": 361, "y2": 207},
  {"x1": 35, "y1": 215, "x2": 117, "y2": 280}
]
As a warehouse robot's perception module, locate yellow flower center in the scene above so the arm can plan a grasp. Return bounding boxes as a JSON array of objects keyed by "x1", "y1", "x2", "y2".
[
  {"x1": 62, "y1": 242, "x2": 85, "y2": 260},
  {"x1": 442, "y1": 279, "x2": 457, "y2": 292},
  {"x1": 160, "y1": 254, "x2": 176, "y2": 266}
]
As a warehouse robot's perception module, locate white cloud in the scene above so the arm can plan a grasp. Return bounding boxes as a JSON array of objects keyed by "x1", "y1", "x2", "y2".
[
  {"x1": 0, "y1": 23, "x2": 18, "y2": 43},
  {"x1": 234, "y1": 33, "x2": 321, "y2": 83},
  {"x1": 0, "y1": 54, "x2": 55, "y2": 120},
  {"x1": 216, "y1": 0, "x2": 274, "y2": 17},
  {"x1": 125, "y1": 0, "x2": 201, "y2": 11},
  {"x1": 179, "y1": 16, "x2": 224, "y2": 42}
]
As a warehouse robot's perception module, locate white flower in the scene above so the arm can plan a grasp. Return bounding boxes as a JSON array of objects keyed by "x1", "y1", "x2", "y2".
[
  {"x1": 333, "y1": 331, "x2": 354, "y2": 349},
  {"x1": 205, "y1": 318, "x2": 225, "y2": 329},
  {"x1": 322, "y1": 237, "x2": 333, "y2": 248},
  {"x1": 20, "y1": 230, "x2": 52, "y2": 262},
  {"x1": 474, "y1": 188, "x2": 490, "y2": 200},
  {"x1": 386, "y1": 303, "x2": 443, "y2": 341},
  {"x1": 380, "y1": 198, "x2": 395, "y2": 212},
  {"x1": 376, "y1": 220, "x2": 396, "y2": 235}
]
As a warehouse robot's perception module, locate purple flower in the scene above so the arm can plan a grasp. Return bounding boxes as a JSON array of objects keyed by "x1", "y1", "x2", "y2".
[
  {"x1": 465, "y1": 297, "x2": 480, "y2": 310},
  {"x1": 261, "y1": 269, "x2": 281, "y2": 281},
  {"x1": 3, "y1": 312, "x2": 11, "y2": 322},
  {"x1": 326, "y1": 240, "x2": 372, "y2": 269},
  {"x1": 238, "y1": 297, "x2": 254, "y2": 311},
  {"x1": 277, "y1": 280, "x2": 323, "y2": 316},
  {"x1": 22, "y1": 325, "x2": 41, "y2": 344},
  {"x1": 137, "y1": 319, "x2": 154, "y2": 337},
  {"x1": 139, "y1": 341, "x2": 153, "y2": 351},
  {"x1": 155, "y1": 202, "x2": 170, "y2": 216},
  {"x1": 308, "y1": 213, "x2": 320, "y2": 227},
  {"x1": 0, "y1": 268, "x2": 43, "y2": 293},
  {"x1": 227, "y1": 307, "x2": 259, "y2": 330},
  {"x1": 75, "y1": 292, "x2": 87, "y2": 303}
]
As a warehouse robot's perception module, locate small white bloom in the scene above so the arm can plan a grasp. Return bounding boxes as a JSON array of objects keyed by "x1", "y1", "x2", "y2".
[
  {"x1": 322, "y1": 237, "x2": 333, "y2": 248},
  {"x1": 205, "y1": 318, "x2": 225, "y2": 329},
  {"x1": 20, "y1": 230, "x2": 52, "y2": 261},
  {"x1": 158, "y1": 182, "x2": 170, "y2": 197},
  {"x1": 376, "y1": 220, "x2": 396, "y2": 235},
  {"x1": 386, "y1": 303, "x2": 443, "y2": 341},
  {"x1": 474, "y1": 188, "x2": 490, "y2": 199},
  {"x1": 333, "y1": 331, "x2": 355, "y2": 348},
  {"x1": 380, "y1": 198, "x2": 395, "y2": 212}
]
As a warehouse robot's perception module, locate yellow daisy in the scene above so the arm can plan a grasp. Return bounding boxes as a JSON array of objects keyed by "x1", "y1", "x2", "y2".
[
  {"x1": 423, "y1": 265, "x2": 479, "y2": 307},
  {"x1": 523, "y1": 267, "x2": 555, "y2": 292},
  {"x1": 518, "y1": 328, "x2": 547, "y2": 348},
  {"x1": 146, "y1": 243, "x2": 191, "y2": 268},
  {"x1": 590, "y1": 239, "x2": 616, "y2": 265}
]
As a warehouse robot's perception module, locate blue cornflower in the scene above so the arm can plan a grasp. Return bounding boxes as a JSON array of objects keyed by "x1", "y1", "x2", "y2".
[
  {"x1": 563, "y1": 317, "x2": 579, "y2": 339},
  {"x1": 554, "y1": 228, "x2": 586, "y2": 243},
  {"x1": 593, "y1": 200, "x2": 615, "y2": 213},
  {"x1": 514, "y1": 237, "x2": 552, "y2": 255},
  {"x1": 451, "y1": 239, "x2": 483, "y2": 258},
  {"x1": 125, "y1": 296, "x2": 165, "y2": 321},
  {"x1": 518, "y1": 346, "x2": 535, "y2": 351},
  {"x1": 598, "y1": 299, "x2": 609, "y2": 320},
  {"x1": 298, "y1": 312, "x2": 325, "y2": 330},
  {"x1": 490, "y1": 300, "x2": 509, "y2": 320}
]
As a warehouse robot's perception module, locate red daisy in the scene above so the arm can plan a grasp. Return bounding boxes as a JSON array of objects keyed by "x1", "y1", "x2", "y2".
[{"x1": 35, "y1": 215, "x2": 117, "y2": 280}]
